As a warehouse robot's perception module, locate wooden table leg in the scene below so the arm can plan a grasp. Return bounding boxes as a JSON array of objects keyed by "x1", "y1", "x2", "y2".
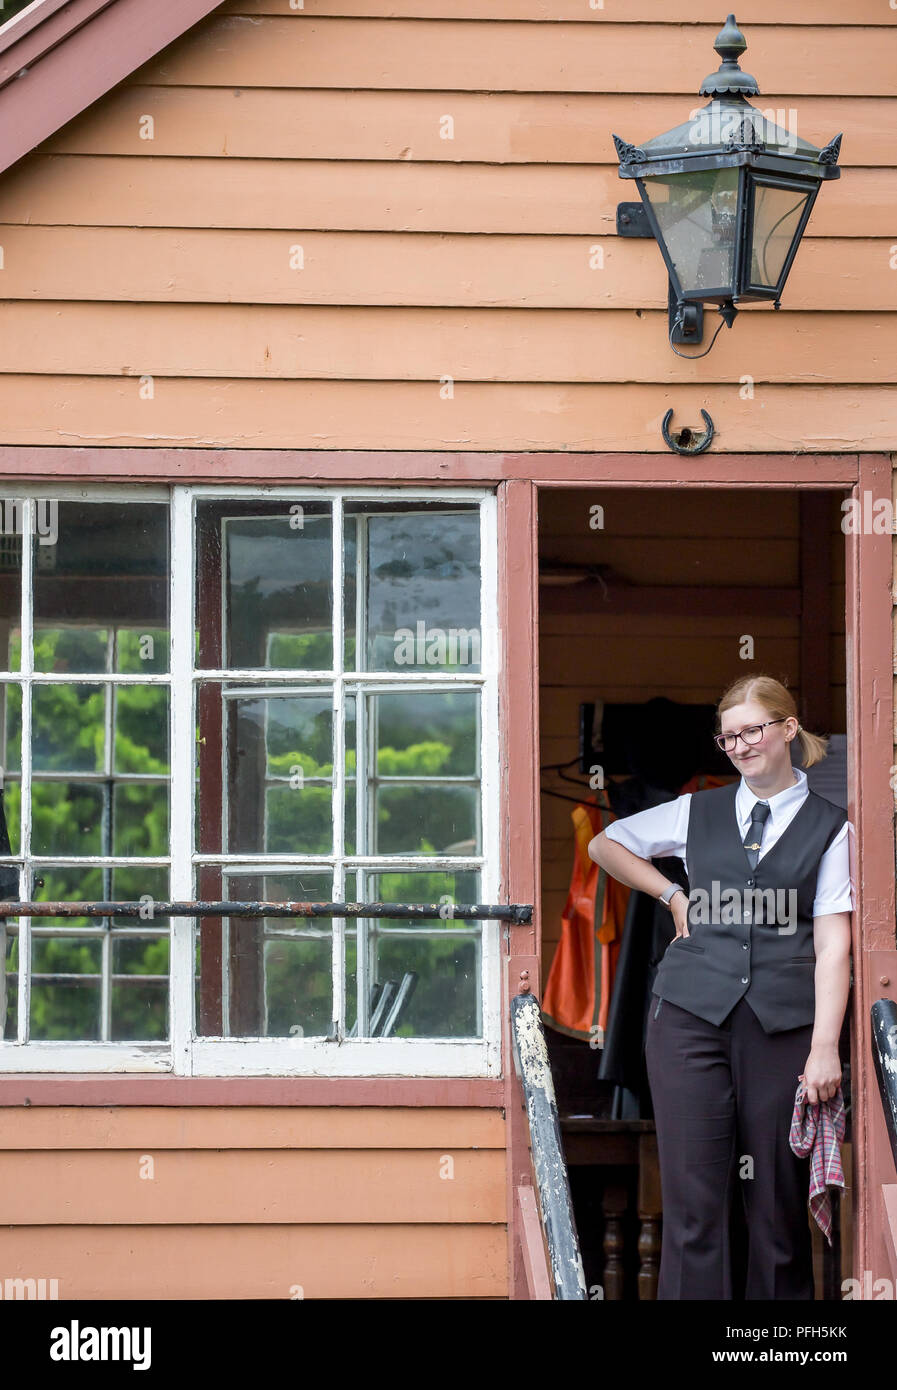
[
  {"x1": 638, "y1": 1132, "x2": 662, "y2": 1300},
  {"x1": 602, "y1": 1182, "x2": 628, "y2": 1300}
]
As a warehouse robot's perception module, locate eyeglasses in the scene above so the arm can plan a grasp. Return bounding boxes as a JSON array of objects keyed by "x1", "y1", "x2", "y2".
[{"x1": 714, "y1": 718, "x2": 787, "y2": 753}]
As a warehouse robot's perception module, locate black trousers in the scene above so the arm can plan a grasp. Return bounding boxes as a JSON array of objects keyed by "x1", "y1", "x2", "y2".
[{"x1": 644, "y1": 991, "x2": 814, "y2": 1300}]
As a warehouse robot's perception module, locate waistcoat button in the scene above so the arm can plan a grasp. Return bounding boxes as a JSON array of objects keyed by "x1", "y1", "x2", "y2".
[
  {"x1": 741, "y1": 976, "x2": 749, "y2": 984},
  {"x1": 746, "y1": 878, "x2": 755, "y2": 887},
  {"x1": 742, "y1": 942, "x2": 748, "y2": 949}
]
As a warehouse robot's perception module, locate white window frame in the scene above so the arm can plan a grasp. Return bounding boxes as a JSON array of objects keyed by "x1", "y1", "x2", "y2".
[{"x1": 0, "y1": 483, "x2": 501, "y2": 1076}]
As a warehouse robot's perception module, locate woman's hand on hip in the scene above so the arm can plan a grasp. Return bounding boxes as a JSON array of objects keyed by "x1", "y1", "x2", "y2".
[
  {"x1": 800, "y1": 1045, "x2": 841, "y2": 1104},
  {"x1": 671, "y1": 891, "x2": 690, "y2": 938}
]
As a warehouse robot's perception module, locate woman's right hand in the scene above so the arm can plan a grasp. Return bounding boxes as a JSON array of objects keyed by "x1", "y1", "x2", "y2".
[{"x1": 670, "y1": 890, "x2": 691, "y2": 939}]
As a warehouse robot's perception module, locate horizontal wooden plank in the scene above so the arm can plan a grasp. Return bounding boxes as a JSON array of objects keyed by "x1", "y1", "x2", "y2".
[
  {"x1": 0, "y1": 1148, "x2": 506, "y2": 1224},
  {"x1": 0, "y1": 228, "x2": 890, "y2": 314},
  {"x1": 539, "y1": 593, "x2": 847, "y2": 626},
  {"x1": 0, "y1": 447, "x2": 862, "y2": 486},
  {"x1": 539, "y1": 536, "x2": 798, "y2": 583},
  {"x1": 0, "y1": 379, "x2": 890, "y2": 451},
  {"x1": 2, "y1": 304, "x2": 893, "y2": 385},
  {"x1": 0, "y1": 159, "x2": 884, "y2": 236},
  {"x1": 40, "y1": 87, "x2": 888, "y2": 166},
  {"x1": 539, "y1": 489, "x2": 808, "y2": 535},
  {"x1": 0, "y1": 1223, "x2": 507, "y2": 1297},
  {"x1": 539, "y1": 637, "x2": 801, "y2": 686},
  {"x1": 0, "y1": 1075, "x2": 504, "y2": 1106},
  {"x1": 538, "y1": 686, "x2": 792, "y2": 730},
  {"x1": 536, "y1": 612, "x2": 804, "y2": 636},
  {"x1": 222, "y1": 0, "x2": 897, "y2": 20},
  {"x1": 138, "y1": 19, "x2": 897, "y2": 96},
  {"x1": 0, "y1": 1105, "x2": 505, "y2": 1149}
]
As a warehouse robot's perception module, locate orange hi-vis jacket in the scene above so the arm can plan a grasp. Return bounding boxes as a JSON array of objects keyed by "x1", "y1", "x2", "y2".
[{"x1": 541, "y1": 773, "x2": 731, "y2": 1044}]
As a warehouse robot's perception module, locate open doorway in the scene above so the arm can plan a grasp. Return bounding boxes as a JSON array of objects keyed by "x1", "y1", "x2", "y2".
[{"x1": 536, "y1": 485, "x2": 852, "y2": 1301}]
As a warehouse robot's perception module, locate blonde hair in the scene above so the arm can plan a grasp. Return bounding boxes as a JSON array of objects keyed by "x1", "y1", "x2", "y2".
[{"x1": 716, "y1": 673, "x2": 829, "y2": 769}]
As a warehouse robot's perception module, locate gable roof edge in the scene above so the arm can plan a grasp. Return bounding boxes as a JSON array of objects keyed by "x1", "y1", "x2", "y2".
[{"x1": 0, "y1": 0, "x2": 226, "y2": 179}]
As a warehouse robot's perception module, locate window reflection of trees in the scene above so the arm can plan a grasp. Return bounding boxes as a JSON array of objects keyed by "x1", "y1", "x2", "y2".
[{"x1": 2, "y1": 501, "x2": 171, "y2": 1044}]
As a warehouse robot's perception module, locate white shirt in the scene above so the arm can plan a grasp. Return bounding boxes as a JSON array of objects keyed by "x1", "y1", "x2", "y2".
[{"x1": 602, "y1": 767, "x2": 853, "y2": 917}]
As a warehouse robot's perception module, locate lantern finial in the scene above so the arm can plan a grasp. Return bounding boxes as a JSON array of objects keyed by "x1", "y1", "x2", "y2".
[
  {"x1": 714, "y1": 15, "x2": 747, "y2": 65},
  {"x1": 699, "y1": 14, "x2": 760, "y2": 98}
]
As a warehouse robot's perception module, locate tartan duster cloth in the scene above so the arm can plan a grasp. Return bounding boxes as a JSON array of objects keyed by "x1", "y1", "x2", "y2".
[{"x1": 788, "y1": 1079, "x2": 846, "y2": 1246}]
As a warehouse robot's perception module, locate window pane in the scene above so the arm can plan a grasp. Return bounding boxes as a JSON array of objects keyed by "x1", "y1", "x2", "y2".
[
  {"x1": 112, "y1": 783, "x2": 169, "y2": 857},
  {"x1": 0, "y1": 507, "x2": 23, "y2": 671},
  {"x1": 111, "y1": 935, "x2": 169, "y2": 1042},
  {"x1": 32, "y1": 865, "x2": 105, "y2": 926},
  {"x1": 344, "y1": 694, "x2": 356, "y2": 856},
  {"x1": 113, "y1": 686, "x2": 170, "y2": 855},
  {"x1": 348, "y1": 870, "x2": 481, "y2": 1038},
  {"x1": 31, "y1": 783, "x2": 105, "y2": 856},
  {"x1": 197, "y1": 685, "x2": 333, "y2": 855},
  {"x1": 33, "y1": 502, "x2": 169, "y2": 674},
  {"x1": 367, "y1": 691, "x2": 480, "y2": 856},
  {"x1": 344, "y1": 506, "x2": 481, "y2": 672},
  {"x1": 376, "y1": 785, "x2": 478, "y2": 855},
  {"x1": 30, "y1": 934, "x2": 102, "y2": 1041},
  {"x1": 111, "y1": 866, "x2": 170, "y2": 927},
  {"x1": 29, "y1": 867, "x2": 170, "y2": 1042},
  {"x1": 115, "y1": 629, "x2": 168, "y2": 675},
  {"x1": 2, "y1": 924, "x2": 17, "y2": 1040},
  {"x1": 643, "y1": 167, "x2": 739, "y2": 294},
  {"x1": 750, "y1": 182, "x2": 809, "y2": 288},
  {"x1": 195, "y1": 870, "x2": 333, "y2": 1038},
  {"x1": 2, "y1": 682, "x2": 21, "y2": 776},
  {"x1": 32, "y1": 682, "x2": 105, "y2": 773},
  {"x1": 29, "y1": 684, "x2": 170, "y2": 859},
  {"x1": 196, "y1": 502, "x2": 332, "y2": 671},
  {"x1": 1, "y1": 683, "x2": 22, "y2": 856}
]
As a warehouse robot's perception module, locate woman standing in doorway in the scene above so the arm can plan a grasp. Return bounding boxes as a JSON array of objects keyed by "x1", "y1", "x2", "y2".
[{"x1": 588, "y1": 674, "x2": 852, "y2": 1300}]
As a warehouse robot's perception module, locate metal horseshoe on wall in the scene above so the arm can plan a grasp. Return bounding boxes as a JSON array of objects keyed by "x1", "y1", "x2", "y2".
[{"x1": 662, "y1": 408, "x2": 715, "y2": 456}]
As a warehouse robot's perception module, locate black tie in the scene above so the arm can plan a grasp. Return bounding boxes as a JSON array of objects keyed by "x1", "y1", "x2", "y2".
[{"x1": 743, "y1": 800, "x2": 771, "y2": 869}]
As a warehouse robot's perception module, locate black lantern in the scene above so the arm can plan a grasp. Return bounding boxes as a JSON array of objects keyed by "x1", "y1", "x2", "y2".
[{"x1": 614, "y1": 14, "x2": 842, "y2": 351}]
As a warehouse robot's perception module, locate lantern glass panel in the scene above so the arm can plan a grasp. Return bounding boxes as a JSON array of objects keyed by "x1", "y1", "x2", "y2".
[
  {"x1": 642, "y1": 167, "x2": 739, "y2": 295},
  {"x1": 749, "y1": 183, "x2": 810, "y2": 289}
]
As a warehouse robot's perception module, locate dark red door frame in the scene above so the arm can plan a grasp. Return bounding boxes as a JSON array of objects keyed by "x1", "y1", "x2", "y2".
[{"x1": 503, "y1": 454, "x2": 894, "y2": 1299}]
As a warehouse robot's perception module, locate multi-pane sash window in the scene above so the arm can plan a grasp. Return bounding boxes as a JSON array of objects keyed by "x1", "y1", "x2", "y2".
[{"x1": 0, "y1": 486, "x2": 500, "y2": 1075}]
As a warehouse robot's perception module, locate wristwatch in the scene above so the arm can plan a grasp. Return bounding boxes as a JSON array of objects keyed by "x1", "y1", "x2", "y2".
[{"x1": 658, "y1": 883, "x2": 686, "y2": 910}]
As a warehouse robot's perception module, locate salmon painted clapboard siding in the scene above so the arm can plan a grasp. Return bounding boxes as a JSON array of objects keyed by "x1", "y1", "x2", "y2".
[
  {"x1": 0, "y1": 3, "x2": 893, "y2": 448},
  {"x1": 0, "y1": 0, "x2": 893, "y2": 1306},
  {"x1": 0, "y1": 1107, "x2": 507, "y2": 1298}
]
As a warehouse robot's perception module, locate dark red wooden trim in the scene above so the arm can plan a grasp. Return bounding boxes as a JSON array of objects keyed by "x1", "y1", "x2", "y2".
[
  {"x1": 196, "y1": 505, "x2": 224, "y2": 1036},
  {"x1": 499, "y1": 479, "x2": 541, "y2": 1300},
  {"x1": 0, "y1": 0, "x2": 227, "y2": 178},
  {"x1": 799, "y1": 492, "x2": 835, "y2": 733},
  {"x1": 0, "y1": 449, "x2": 861, "y2": 487},
  {"x1": 846, "y1": 454, "x2": 897, "y2": 1291},
  {"x1": 0, "y1": 1075, "x2": 504, "y2": 1106},
  {"x1": 541, "y1": 585, "x2": 801, "y2": 618}
]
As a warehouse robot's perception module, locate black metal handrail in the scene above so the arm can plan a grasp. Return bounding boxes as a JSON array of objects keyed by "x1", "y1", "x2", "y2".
[
  {"x1": 510, "y1": 986, "x2": 587, "y2": 1300},
  {"x1": 0, "y1": 900, "x2": 533, "y2": 923},
  {"x1": 871, "y1": 998, "x2": 897, "y2": 1175}
]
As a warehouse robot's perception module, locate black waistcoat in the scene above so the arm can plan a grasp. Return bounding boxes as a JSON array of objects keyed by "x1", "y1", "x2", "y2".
[{"x1": 651, "y1": 780, "x2": 847, "y2": 1033}]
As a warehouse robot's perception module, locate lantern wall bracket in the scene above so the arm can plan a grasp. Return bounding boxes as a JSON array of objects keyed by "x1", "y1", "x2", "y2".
[{"x1": 616, "y1": 201, "x2": 705, "y2": 345}]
